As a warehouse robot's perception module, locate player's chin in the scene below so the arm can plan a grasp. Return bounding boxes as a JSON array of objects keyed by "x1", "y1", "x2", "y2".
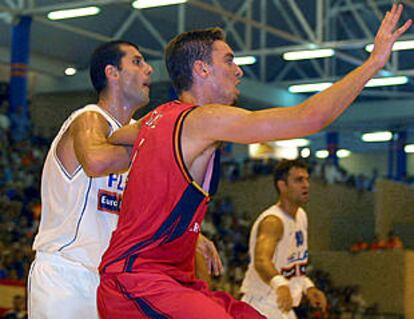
[
  {"x1": 138, "y1": 95, "x2": 150, "y2": 107},
  {"x1": 230, "y1": 92, "x2": 240, "y2": 105}
]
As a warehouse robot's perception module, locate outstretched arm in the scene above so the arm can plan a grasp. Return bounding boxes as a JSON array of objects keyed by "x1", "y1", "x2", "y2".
[{"x1": 189, "y1": 4, "x2": 411, "y2": 145}]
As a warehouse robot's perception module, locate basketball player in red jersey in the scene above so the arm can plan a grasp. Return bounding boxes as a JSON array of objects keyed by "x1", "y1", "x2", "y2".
[{"x1": 98, "y1": 4, "x2": 410, "y2": 318}]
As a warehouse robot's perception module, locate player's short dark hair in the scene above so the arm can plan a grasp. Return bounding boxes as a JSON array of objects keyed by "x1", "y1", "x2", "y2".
[
  {"x1": 165, "y1": 27, "x2": 225, "y2": 96},
  {"x1": 273, "y1": 159, "x2": 308, "y2": 193},
  {"x1": 89, "y1": 40, "x2": 139, "y2": 94}
]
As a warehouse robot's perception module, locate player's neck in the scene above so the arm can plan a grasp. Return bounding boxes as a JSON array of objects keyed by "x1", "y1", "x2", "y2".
[
  {"x1": 277, "y1": 199, "x2": 299, "y2": 219},
  {"x1": 97, "y1": 96, "x2": 137, "y2": 125},
  {"x1": 179, "y1": 87, "x2": 215, "y2": 105}
]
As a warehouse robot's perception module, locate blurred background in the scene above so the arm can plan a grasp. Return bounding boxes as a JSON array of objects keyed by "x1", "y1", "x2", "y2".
[{"x1": 0, "y1": 0, "x2": 413, "y2": 318}]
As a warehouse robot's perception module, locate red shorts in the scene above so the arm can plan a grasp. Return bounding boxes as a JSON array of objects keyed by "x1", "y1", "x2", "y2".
[{"x1": 98, "y1": 272, "x2": 265, "y2": 319}]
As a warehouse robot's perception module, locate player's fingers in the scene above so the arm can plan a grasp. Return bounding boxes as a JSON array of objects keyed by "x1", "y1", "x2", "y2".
[{"x1": 394, "y1": 19, "x2": 413, "y2": 39}]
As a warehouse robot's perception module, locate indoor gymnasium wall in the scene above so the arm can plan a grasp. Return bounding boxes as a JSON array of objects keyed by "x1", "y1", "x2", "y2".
[
  {"x1": 375, "y1": 179, "x2": 414, "y2": 247},
  {"x1": 312, "y1": 250, "x2": 413, "y2": 319},
  {"x1": 405, "y1": 252, "x2": 414, "y2": 319}
]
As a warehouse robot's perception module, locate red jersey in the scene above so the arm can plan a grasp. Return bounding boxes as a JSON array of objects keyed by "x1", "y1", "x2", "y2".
[{"x1": 100, "y1": 101, "x2": 220, "y2": 282}]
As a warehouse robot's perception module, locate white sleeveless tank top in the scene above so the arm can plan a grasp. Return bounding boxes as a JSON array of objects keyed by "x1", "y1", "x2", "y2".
[
  {"x1": 33, "y1": 104, "x2": 131, "y2": 271},
  {"x1": 241, "y1": 204, "x2": 309, "y2": 305}
]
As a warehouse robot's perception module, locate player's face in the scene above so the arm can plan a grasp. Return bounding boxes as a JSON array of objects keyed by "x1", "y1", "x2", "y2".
[
  {"x1": 118, "y1": 45, "x2": 153, "y2": 107},
  {"x1": 283, "y1": 167, "x2": 310, "y2": 206},
  {"x1": 207, "y1": 40, "x2": 243, "y2": 105}
]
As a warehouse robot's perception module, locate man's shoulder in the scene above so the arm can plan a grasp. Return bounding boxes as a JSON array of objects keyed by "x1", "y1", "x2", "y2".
[{"x1": 257, "y1": 205, "x2": 283, "y2": 224}]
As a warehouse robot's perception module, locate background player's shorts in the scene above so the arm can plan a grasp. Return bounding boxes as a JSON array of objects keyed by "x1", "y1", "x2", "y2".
[
  {"x1": 28, "y1": 252, "x2": 100, "y2": 319},
  {"x1": 242, "y1": 293, "x2": 297, "y2": 319},
  {"x1": 98, "y1": 271, "x2": 266, "y2": 319}
]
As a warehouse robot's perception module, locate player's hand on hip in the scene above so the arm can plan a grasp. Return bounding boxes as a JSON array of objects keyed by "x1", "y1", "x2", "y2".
[
  {"x1": 306, "y1": 287, "x2": 327, "y2": 313},
  {"x1": 196, "y1": 233, "x2": 224, "y2": 276},
  {"x1": 369, "y1": 4, "x2": 412, "y2": 68},
  {"x1": 276, "y1": 285, "x2": 293, "y2": 313}
]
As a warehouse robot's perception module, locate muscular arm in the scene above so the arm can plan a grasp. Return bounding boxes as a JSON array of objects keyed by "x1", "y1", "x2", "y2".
[
  {"x1": 70, "y1": 112, "x2": 132, "y2": 177},
  {"x1": 255, "y1": 215, "x2": 293, "y2": 312},
  {"x1": 254, "y1": 215, "x2": 283, "y2": 284},
  {"x1": 187, "y1": 5, "x2": 411, "y2": 145}
]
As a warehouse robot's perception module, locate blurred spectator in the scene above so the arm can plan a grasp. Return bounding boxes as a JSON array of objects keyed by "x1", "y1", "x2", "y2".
[
  {"x1": 369, "y1": 234, "x2": 387, "y2": 251},
  {"x1": 1, "y1": 295, "x2": 27, "y2": 319},
  {"x1": 350, "y1": 238, "x2": 369, "y2": 253},
  {"x1": 386, "y1": 230, "x2": 403, "y2": 249},
  {"x1": 0, "y1": 110, "x2": 10, "y2": 132},
  {"x1": 324, "y1": 158, "x2": 342, "y2": 184},
  {"x1": 367, "y1": 168, "x2": 379, "y2": 192},
  {"x1": 349, "y1": 285, "x2": 367, "y2": 319}
]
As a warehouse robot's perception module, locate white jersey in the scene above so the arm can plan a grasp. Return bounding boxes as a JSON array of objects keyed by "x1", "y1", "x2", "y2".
[
  {"x1": 33, "y1": 104, "x2": 131, "y2": 271},
  {"x1": 241, "y1": 204, "x2": 309, "y2": 305}
]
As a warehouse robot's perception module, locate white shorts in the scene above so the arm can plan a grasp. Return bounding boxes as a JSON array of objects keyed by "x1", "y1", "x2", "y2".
[
  {"x1": 28, "y1": 252, "x2": 99, "y2": 319},
  {"x1": 242, "y1": 293, "x2": 297, "y2": 319}
]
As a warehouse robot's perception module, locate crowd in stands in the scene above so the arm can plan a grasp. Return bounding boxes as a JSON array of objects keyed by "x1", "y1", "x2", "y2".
[
  {"x1": 203, "y1": 196, "x2": 252, "y2": 299},
  {"x1": 1, "y1": 295, "x2": 27, "y2": 319},
  {"x1": 0, "y1": 102, "x2": 47, "y2": 283},
  {"x1": 221, "y1": 152, "x2": 379, "y2": 193},
  {"x1": 297, "y1": 269, "x2": 382, "y2": 319},
  {"x1": 350, "y1": 231, "x2": 403, "y2": 253}
]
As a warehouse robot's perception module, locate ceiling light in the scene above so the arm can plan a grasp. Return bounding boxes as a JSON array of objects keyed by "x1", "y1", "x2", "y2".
[
  {"x1": 289, "y1": 75, "x2": 408, "y2": 94},
  {"x1": 283, "y1": 49, "x2": 335, "y2": 61},
  {"x1": 64, "y1": 67, "x2": 77, "y2": 76},
  {"x1": 47, "y1": 6, "x2": 100, "y2": 20},
  {"x1": 337, "y1": 149, "x2": 351, "y2": 158},
  {"x1": 361, "y1": 131, "x2": 393, "y2": 142},
  {"x1": 365, "y1": 76, "x2": 408, "y2": 87},
  {"x1": 315, "y1": 150, "x2": 329, "y2": 159},
  {"x1": 274, "y1": 138, "x2": 309, "y2": 148},
  {"x1": 132, "y1": 0, "x2": 187, "y2": 9},
  {"x1": 365, "y1": 40, "x2": 414, "y2": 53},
  {"x1": 301, "y1": 148, "x2": 311, "y2": 158},
  {"x1": 275, "y1": 147, "x2": 299, "y2": 160},
  {"x1": 288, "y1": 82, "x2": 333, "y2": 93},
  {"x1": 404, "y1": 144, "x2": 414, "y2": 153},
  {"x1": 234, "y1": 56, "x2": 256, "y2": 65}
]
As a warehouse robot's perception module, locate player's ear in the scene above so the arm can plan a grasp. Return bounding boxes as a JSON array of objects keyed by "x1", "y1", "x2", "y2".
[
  {"x1": 193, "y1": 60, "x2": 209, "y2": 79},
  {"x1": 105, "y1": 64, "x2": 120, "y2": 82},
  {"x1": 277, "y1": 180, "x2": 286, "y2": 193}
]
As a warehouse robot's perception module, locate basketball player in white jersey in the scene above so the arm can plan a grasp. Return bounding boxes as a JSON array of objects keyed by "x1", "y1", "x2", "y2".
[
  {"x1": 28, "y1": 41, "x2": 222, "y2": 319},
  {"x1": 241, "y1": 159, "x2": 326, "y2": 319}
]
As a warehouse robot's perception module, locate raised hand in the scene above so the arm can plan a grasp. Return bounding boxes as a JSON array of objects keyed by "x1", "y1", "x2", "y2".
[{"x1": 370, "y1": 4, "x2": 412, "y2": 68}]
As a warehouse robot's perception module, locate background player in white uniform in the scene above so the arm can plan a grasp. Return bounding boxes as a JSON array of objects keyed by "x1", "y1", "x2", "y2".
[
  {"x1": 28, "y1": 40, "x2": 222, "y2": 319},
  {"x1": 28, "y1": 40, "x2": 153, "y2": 319},
  {"x1": 241, "y1": 159, "x2": 327, "y2": 319}
]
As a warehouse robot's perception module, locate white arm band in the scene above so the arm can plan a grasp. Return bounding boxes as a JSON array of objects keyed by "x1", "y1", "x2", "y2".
[{"x1": 270, "y1": 275, "x2": 289, "y2": 290}]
